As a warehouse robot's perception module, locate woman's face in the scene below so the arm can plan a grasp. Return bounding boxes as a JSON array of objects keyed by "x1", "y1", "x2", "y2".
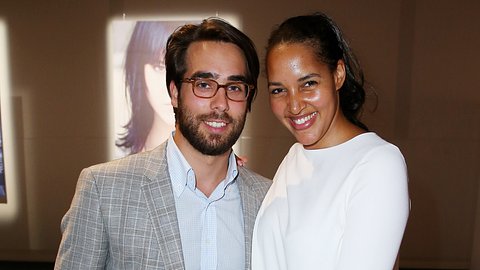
[
  {"x1": 267, "y1": 43, "x2": 346, "y2": 149},
  {"x1": 144, "y1": 62, "x2": 176, "y2": 127}
]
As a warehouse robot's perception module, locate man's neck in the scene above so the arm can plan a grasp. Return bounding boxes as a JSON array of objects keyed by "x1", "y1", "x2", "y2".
[{"x1": 173, "y1": 131, "x2": 231, "y2": 197}]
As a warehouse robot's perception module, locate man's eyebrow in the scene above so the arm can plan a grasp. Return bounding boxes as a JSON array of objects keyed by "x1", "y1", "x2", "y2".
[
  {"x1": 227, "y1": 75, "x2": 247, "y2": 82},
  {"x1": 190, "y1": 71, "x2": 218, "y2": 79},
  {"x1": 189, "y1": 72, "x2": 247, "y2": 83}
]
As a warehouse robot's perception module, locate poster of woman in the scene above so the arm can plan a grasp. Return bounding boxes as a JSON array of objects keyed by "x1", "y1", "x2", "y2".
[
  {"x1": 110, "y1": 19, "x2": 197, "y2": 159},
  {"x1": 109, "y1": 16, "x2": 237, "y2": 159},
  {"x1": 0, "y1": 123, "x2": 6, "y2": 203}
]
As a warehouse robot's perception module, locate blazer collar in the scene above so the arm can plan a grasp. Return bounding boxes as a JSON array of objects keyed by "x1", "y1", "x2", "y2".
[
  {"x1": 237, "y1": 168, "x2": 262, "y2": 270},
  {"x1": 141, "y1": 142, "x2": 259, "y2": 270},
  {"x1": 141, "y1": 142, "x2": 185, "y2": 270}
]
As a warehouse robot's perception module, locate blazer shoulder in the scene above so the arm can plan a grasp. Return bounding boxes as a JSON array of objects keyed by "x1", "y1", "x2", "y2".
[
  {"x1": 238, "y1": 167, "x2": 272, "y2": 194},
  {"x1": 80, "y1": 143, "x2": 168, "y2": 187}
]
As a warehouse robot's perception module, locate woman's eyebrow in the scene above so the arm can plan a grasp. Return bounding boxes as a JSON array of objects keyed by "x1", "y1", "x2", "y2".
[
  {"x1": 267, "y1": 81, "x2": 283, "y2": 87},
  {"x1": 297, "y1": 73, "x2": 321, "y2": 82}
]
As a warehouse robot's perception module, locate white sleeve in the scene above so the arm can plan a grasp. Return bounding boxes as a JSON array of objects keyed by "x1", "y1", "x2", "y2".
[{"x1": 336, "y1": 144, "x2": 410, "y2": 270}]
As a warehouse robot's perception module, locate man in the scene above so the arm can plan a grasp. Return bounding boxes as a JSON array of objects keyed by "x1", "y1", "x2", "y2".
[{"x1": 55, "y1": 18, "x2": 271, "y2": 270}]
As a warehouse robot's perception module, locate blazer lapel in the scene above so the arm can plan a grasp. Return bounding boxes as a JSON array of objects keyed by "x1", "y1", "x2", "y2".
[
  {"x1": 237, "y1": 168, "x2": 261, "y2": 270},
  {"x1": 141, "y1": 143, "x2": 185, "y2": 270}
]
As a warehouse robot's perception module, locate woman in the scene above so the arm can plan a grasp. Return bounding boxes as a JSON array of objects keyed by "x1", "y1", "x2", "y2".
[
  {"x1": 116, "y1": 21, "x2": 181, "y2": 154},
  {"x1": 252, "y1": 13, "x2": 410, "y2": 270}
]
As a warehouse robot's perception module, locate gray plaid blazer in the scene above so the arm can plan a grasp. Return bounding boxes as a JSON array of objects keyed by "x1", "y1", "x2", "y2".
[{"x1": 54, "y1": 142, "x2": 271, "y2": 270}]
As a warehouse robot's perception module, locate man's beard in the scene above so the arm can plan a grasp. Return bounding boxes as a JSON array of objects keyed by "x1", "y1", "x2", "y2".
[{"x1": 176, "y1": 97, "x2": 247, "y2": 156}]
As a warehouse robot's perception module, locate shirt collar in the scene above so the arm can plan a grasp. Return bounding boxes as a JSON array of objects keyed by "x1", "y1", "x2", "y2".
[{"x1": 166, "y1": 132, "x2": 239, "y2": 198}]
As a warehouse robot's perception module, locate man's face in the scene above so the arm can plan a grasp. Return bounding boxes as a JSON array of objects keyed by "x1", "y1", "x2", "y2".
[{"x1": 171, "y1": 41, "x2": 248, "y2": 156}]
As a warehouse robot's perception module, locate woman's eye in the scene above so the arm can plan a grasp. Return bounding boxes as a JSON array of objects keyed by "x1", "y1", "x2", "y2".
[
  {"x1": 152, "y1": 63, "x2": 165, "y2": 72},
  {"x1": 270, "y1": 88, "x2": 285, "y2": 95},
  {"x1": 304, "y1": 80, "x2": 318, "y2": 88}
]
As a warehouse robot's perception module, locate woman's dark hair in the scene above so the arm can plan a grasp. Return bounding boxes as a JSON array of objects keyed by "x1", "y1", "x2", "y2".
[
  {"x1": 267, "y1": 12, "x2": 369, "y2": 130},
  {"x1": 165, "y1": 17, "x2": 260, "y2": 112},
  {"x1": 116, "y1": 21, "x2": 181, "y2": 154}
]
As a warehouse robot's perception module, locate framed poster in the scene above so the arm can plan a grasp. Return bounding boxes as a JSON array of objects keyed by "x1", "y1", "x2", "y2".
[
  {"x1": 0, "y1": 20, "x2": 17, "y2": 216},
  {"x1": 107, "y1": 15, "x2": 239, "y2": 160},
  {"x1": 0, "y1": 22, "x2": 8, "y2": 204},
  {"x1": 0, "y1": 122, "x2": 5, "y2": 204}
]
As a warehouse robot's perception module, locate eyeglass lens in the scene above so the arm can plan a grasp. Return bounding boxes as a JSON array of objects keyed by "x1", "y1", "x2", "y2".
[{"x1": 192, "y1": 79, "x2": 249, "y2": 101}]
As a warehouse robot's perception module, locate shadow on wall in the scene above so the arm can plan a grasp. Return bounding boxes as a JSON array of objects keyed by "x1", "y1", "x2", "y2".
[{"x1": 400, "y1": 171, "x2": 441, "y2": 268}]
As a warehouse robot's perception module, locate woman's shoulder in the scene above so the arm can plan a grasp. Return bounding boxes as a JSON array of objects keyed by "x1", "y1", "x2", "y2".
[
  {"x1": 353, "y1": 133, "x2": 408, "y2": 182},
  {"x1": 361, "y1": 133, "x2": 403, "y2": 158},
  {"x1": 349, "y1": 132, "x2": 403, "y2": 156}
]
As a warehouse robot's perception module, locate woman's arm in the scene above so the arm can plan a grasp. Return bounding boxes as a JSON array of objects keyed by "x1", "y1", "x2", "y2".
[{"x1": 337, "y1": 145, "x2": 410, "y2": 270}]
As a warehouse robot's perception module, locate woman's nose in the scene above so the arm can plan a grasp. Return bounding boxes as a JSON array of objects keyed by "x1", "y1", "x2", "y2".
[{"x1": 288, "y1": 91, "x2": 304, "y2": 114}]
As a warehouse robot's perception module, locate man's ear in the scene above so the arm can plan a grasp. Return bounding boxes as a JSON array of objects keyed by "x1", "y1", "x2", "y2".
[
  {"x1": 169, "y1": 81, "x2": 179, "y2": 108},
  {"x1": 334, "y1": 60, "x2": 346, "y2": 91}
]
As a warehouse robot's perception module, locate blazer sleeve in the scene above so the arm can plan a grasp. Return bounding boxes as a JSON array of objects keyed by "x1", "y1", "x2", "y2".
[{"x1": 54, "y1": 167, "x2": 109, "y2": 270}]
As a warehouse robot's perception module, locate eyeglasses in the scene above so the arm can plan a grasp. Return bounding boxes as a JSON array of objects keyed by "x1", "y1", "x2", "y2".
[{"x1": 181, "y1": 78, "x2": 253, "y2": 102}]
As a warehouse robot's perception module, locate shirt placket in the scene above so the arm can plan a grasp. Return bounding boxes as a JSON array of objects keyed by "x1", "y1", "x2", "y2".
[{"x1": 200, "y1": 201, "x2": 217, "y2": 270}]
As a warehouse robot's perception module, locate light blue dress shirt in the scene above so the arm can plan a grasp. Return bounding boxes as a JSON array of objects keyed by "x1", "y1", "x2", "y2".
[{"x1": 166, "y1": 135, "x2": 245, "y2": 270}]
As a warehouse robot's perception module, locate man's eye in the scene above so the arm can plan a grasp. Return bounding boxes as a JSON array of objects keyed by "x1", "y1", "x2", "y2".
[
  {"x1": 196, "y1": 81, "x2": 213, "y2": 89},
  {"x1": 227, "y1": 84, "x2": 242, "y2": 92}
]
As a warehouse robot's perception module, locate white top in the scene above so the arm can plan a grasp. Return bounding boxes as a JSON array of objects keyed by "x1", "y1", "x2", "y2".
[{"x1": 252, "y1": 133, "x2": 410, "y2": 270}]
